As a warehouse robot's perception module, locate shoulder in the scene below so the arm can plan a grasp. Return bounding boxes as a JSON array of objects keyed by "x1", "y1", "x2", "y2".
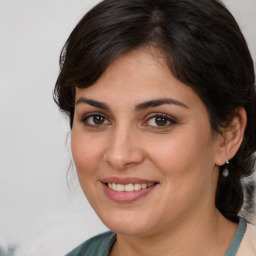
[
  {"x1": 65, "y1": 231, "x2": 116, "y2": 256},
  {"x1": 237, "y1": 222, "x2": 256, "y2": 256}
]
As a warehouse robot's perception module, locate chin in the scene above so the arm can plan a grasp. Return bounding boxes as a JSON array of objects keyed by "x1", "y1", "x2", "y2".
[
  {"x1": 97, "y1": 208, "x2": 159, "y2": 236},
  {"x1": 106, "y1": 222, "x2": 153, "y2": 236}
]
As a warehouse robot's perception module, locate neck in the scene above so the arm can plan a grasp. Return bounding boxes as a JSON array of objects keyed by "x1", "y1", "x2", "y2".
[{"x1": 110, "y1": 209, "x2": 238, "y2": 256}]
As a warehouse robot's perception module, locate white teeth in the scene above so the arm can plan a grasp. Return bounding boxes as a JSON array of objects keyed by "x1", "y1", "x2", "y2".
[
  {"x1": 116, "y1": 184, "x2": 125, "y2": 192},
  {"x1": 124, "y1": 184, "x2": 134, "y2": 192},
  {"x1": 134, "y1": 184, "x2": 141, "y2": 190},
  {"x1": 112, "y1": 183, "x2": 117, "y2": 191},
  {"x1": 107, "y1": 183, "x2": 155, "y2": 192},
  {"x1": 141, "y1": 184, "x2": 147, "y2": 189}
]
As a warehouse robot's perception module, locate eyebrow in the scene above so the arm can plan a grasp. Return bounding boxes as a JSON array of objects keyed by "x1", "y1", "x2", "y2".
[
  {"x1": 135, "y1": 98, "x2": 188, "y2": 111},
  {"x1": 75, "y1": 97, "x2": 188, "y2": 111},
  {"x1": 75, "y1": 98, "x2": 110, "y2": 111}
]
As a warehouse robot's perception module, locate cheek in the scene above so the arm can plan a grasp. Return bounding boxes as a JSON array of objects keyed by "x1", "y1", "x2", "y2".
[
  {"x1": 71, "y1": 131, "x2": 102, "y2": 178},
  {"x1": 147, "y1": 126, "x2": 216, "y2": 186},
  {"x1": 146, "y1": 133, "x2": 217, "y2": 218},
  {"x1": 71, "y1": 131, "x2": 105, "y2": 206}
]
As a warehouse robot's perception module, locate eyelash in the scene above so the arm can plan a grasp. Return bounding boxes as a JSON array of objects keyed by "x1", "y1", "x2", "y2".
[
  {"x1": 81, "y1": 112, "x2": 110, "y2": 128},
  {"x1": 143, "y1": 113, "x2": 177, "y2": 129},
  {"x1": 80, "y1": 112, "x2": 177, "y2": 129}
]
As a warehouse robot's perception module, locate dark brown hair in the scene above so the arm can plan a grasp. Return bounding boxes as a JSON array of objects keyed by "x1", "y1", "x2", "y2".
[{"x1": 54, "y1": 0, "x2": 256, "y2": 222}]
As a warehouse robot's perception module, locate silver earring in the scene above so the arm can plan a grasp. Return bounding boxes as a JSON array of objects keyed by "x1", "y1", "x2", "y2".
[
  {"x1": 222, "y1": 160, "x2": 229, "y2": 177},
  {"x1": 222, "y1": 168, "x2": 229, "y2": 177}
]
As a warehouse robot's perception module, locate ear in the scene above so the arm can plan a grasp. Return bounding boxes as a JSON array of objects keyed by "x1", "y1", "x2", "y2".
[{"x1": 215, "y1": 108, "x2": 247, "y2": 166}]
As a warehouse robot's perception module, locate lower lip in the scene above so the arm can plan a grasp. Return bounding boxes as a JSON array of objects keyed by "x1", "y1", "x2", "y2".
[{"x1": 102, "y1": 183, "x2": 157, "y2": 203}]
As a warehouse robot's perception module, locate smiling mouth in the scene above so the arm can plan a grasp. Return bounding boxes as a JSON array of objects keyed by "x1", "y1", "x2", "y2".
[
  {"x1": 106, "y1": 183, "x2": 155, "y2": 192},
  {"x1": 102, "y1": 179, "x2": 158, "y2": 202}
]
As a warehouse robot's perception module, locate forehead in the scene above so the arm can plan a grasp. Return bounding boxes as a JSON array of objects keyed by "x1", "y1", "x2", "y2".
[
  {"x1": 97, "y1": 47, "x2": 170, "y2": 86},
  {"x1": 75, "y1": 48, "x2": 203, "y2": 111}
]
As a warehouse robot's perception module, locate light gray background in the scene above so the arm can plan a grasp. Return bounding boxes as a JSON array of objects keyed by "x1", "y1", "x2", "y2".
[{"x1": 0, "y1": 0, "x2": 255, "y2": 255}]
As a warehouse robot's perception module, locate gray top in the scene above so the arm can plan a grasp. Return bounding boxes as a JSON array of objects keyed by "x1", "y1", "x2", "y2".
[{"x1": 66, "y1": 218, "x2": 247, "y2": 256}]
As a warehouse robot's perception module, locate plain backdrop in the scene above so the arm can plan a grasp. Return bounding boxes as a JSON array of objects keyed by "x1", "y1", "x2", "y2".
[{"x1": 0, "y1": 0, "x2": 255, "y2": 255}]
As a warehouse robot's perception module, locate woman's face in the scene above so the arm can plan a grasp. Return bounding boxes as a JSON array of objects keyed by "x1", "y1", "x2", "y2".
[{"x1": 71, "y1": 48, "x2": 223, "y2": 236}]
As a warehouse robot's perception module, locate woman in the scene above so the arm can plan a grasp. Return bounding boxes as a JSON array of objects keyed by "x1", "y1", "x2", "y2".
[{"x1": 54, "y1": 0, "x2": 256, "y2": 255}]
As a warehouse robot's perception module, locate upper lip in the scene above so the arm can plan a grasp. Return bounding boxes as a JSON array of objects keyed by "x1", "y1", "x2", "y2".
[{"x1": 101, "y1": 177, "x2": 158, "y2": 185}]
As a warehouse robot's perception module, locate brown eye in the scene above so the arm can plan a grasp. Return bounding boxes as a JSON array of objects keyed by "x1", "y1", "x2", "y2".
[
  {"x1": 155, "y1": 116, "x2": 168, "y2": 126},
  {"x1": 93, "y1": 115, "x2": 105, "y2": 125},
  {"x1": 144, "y1": 114, "x2": 177, "y2": 128},
  {"x1": 82, "y1": 114, "x2": 110, "y2": 126}
]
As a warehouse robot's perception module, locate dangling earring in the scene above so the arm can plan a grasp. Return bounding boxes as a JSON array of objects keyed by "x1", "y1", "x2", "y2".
[{"x1": 222, "y1": 160, "x2": 229, "y2": 177}]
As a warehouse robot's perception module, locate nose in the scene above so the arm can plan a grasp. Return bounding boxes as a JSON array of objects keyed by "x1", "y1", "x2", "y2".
[{"x1": 103, "y1": 127, "x2": 145, "y2": 170}]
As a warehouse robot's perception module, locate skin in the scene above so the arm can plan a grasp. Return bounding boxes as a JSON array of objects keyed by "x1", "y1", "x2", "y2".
[{"x1": 71, "y1": 48, "x2": 246, "y2": 256}]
